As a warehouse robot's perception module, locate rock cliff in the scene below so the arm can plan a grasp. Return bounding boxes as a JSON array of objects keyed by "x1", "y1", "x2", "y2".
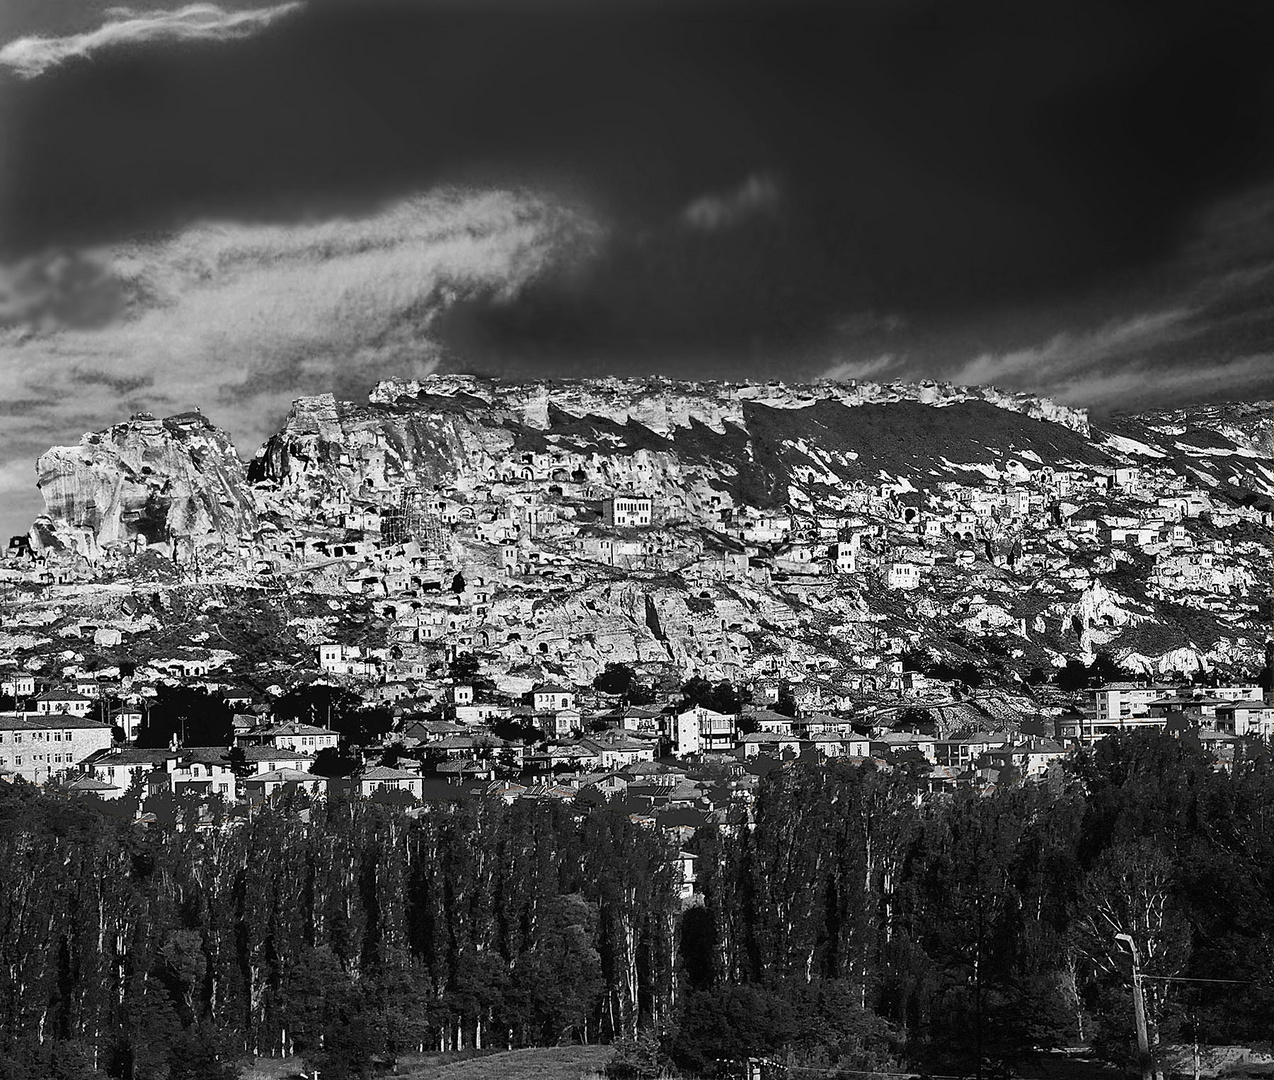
[
  {"x1": 252, "y1": 377, "x2": 1109, "y2": 523},
  {"x1": 368, "y1": 374, "x2": 1092, "y2": 434},
  {"x1": 31, "y1": 411, "x2": 256, "y2": 557}
]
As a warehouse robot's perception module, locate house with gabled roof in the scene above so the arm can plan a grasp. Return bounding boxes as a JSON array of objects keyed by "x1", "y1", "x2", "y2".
[
  {"x1": 237, "y1": 745, "x2": 318, "y2": 774},
  {"x1": 577, "y1": 730, "x2": 657, "y2": 770},
  {"x1": 85, "y1": 748, "x2": 178, "y2": 794},
  {"x1": 35, "y1": 689, "x2": 94, "y2": 717},
  {"x1": 399, "y1": 718, "x2": 467, "y2": 745},
  {"x1": 537, "y1": 708, "x2": 582, "y2": 740},
  {"x1": 236, "y1": 721, "x2": 338, "y2": 754},
  {"x1": 985, "y1": 738, "x2": 1069, "y2": 778},
  {"x1": 240, "y1": 768, "x2": 325, "y2": 800},
  {"x1": 805, "y1": 732, "x2": 870, "y2": 759},
  {"x1": 332, "y1": 765, "x2": 424, "y2": 800},
  {"x1": 737, "y1": 731, "x2": 801, "y2": 760},
  {"x1": 167, "y1": 748, "x2": 238, "y2": 800},
  {"x1": 60, "y1": 774, "x2": 123, "y2": 798},
  {"x1": 740, "y1": 708, "x2": 795, "y2": 736},
  {"x1": 579, "y1": 770, "x2": 631, "y2": 798},
  {"x1": 870, "y1": 731, "x2": 937, "y2": 763},
  {"x1": 533, "y1": 683, "x2": 576, "y2": 712}
]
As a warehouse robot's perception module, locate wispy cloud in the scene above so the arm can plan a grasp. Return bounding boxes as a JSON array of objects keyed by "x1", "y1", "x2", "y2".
[
  {"x1": 0, "y1": 188, "x2": 601, "y2": 534},
  {"x1": 820, "y1": 353, "x2": 902, "y2": 381},
  {"x1": 1045, "y1": 352, "x2": 1274, "y2": 410},
  {"x1": 681, "y1": 174, "x2": 781, "y2": 231},
  {"x1": 937, "y1": 307, "x2": 1274, "y2": 409},
  {"x1": 0, "y1": 3, "x2": 301, "y2": 78},
  {"x1": 816, "y1": 309, "x2": 1214, "y2": 405},
  {"x1": 948, "y1": 309, "x2": 1197, "y2": 389}
]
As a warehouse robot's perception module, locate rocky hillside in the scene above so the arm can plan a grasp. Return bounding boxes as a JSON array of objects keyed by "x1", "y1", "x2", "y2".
[
  {"x1": 250, "y1": 377, "x2": 1266, "y2": 520},
  {"x1": 17, "y1": 378, "x2": 1271, "y2": 694},
  {"x1": 1099, "y1": 401, "x2": 1274, "y2": 500}
]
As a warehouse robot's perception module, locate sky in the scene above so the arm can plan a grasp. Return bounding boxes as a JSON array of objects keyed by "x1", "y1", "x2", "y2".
[{"x1": 2, "y1": 0, "x2": 1274, "y2": 536}]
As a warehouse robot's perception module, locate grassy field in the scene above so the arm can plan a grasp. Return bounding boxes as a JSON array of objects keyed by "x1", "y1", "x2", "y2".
[
  {"x1": 401, "y1": 1045, "x2": 615, "y2": 1080},
  {"x1": 238, "y1": 1045, "x2": 615, "y2": 1080}
]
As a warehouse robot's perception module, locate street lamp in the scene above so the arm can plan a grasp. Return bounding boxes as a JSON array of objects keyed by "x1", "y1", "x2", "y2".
[{"x1": 1116, "y1": 933, "x2": 1154, "y2": 1080}]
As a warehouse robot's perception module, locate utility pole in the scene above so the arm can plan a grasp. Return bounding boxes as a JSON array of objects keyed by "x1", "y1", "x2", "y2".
[{"x1": 1116, "y1": 932, "x2": 1154, "y2": 1080}]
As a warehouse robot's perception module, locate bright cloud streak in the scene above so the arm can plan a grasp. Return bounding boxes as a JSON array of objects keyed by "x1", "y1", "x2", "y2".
[
  {"x1": 947, "y1": 310, "x2": 1197, "y2": 388},
  {"x1": 820, "y1": 354, "x2": 902, "y2": 382},
  {"x1": 0, "y1": 3, "x2": 301, "y2": 78},
  {"x1": 0, "y1": 188, "x2": 601, "y2": 535}
]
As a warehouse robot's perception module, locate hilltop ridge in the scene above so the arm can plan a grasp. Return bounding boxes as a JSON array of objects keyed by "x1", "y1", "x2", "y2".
[{"x1": 367, "y1": 373, "x2": 1093, "y2": 433}]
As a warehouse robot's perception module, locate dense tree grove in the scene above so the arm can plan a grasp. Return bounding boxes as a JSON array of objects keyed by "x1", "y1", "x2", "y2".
[
  {"x1": 0, "y1": 792, "x2": 678, "y2": 1079},
  {"x1": 2, "y1": 731, "x2": 1273, "y2": 1078},
  {"x1": 676, "y1": 733, "x2": 1274, "y2": 1076}
]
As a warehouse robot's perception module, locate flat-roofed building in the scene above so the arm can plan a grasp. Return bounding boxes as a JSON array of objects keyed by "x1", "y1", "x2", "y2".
[{"x1": 602, "y1": 495, "x2": 652, "y2": 528}]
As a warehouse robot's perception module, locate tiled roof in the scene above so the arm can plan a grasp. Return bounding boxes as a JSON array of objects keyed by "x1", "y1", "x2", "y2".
[
  {"x1": 91, "y1": 748, "x2": 177, "y2": 765},
  {"x1": 247, "y1": 768, "x2": 317, "y2": 783},
  {"x1": 63, "y1": 775, "x2": 119, "y2": 791},
  {"x1": 257, "y1": 722, "x2": 337, "y2": 736},
  {"x1": 359, "y1": 766, "x2": 422, "y2": 781},
  {"x1": 0, "y1": 714, "x2": 111, "y2": 731}
]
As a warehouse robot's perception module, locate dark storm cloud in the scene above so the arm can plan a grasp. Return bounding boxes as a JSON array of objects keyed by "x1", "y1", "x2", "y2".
[
  {"x1": 3, "y1": 0, "x2": 1274, "y2": 375},
  {"x1": 71, "y1": 369, "x2": 155, "y2": 394}
]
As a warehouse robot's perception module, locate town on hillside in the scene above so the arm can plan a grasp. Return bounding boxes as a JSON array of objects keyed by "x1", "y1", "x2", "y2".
[{"x1": 1, "y1": 380, "x2": 1270, "y2": 825}]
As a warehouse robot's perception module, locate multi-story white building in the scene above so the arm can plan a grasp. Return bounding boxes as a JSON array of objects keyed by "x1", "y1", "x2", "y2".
[
  {"x1": 1091, "y1": 683, "x2": 1180, "y2": 724},
  {"x1": 236, "y1": 721, "x2": 339, "y2": 754},
  {"x1": 316, "y1": 643, "x2": 379, "y2": 677},
  {"x1": 1068, "y1": 683, "x2": 1268, "y2": 744},
  {"x1": 533, "y1": 683, "x2": 576, "y2": 712},
  {"x1": 0, "y1": 714, "x2": 113, "y2": 784},
  {"x1": 86, "y1": 746, "x2": 286, "y2": 801},
  {"x1": 1, "y1": 672, "x2": 36, "y2": 699},
  {"x1": 537, "y1": 708, "x2": 582, "y2": 740},
  {"x1": 1215, "y1": 701, "x2": 1274, "y2": 738},
  {"x1": 602, "y1": 495, "x2": 652, "y2": 528},
  {"x1": 669, "y1": 706, "x2": 735, "y2": 756}
]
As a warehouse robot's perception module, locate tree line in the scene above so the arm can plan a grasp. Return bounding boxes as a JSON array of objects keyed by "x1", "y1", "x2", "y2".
[
  {"x1": 670, "y1": 731, "x2": 1274, "y2": 1076},
  {"x1": 0, "y1": 790, "x2": 678, "y2": 1080},
  {"x1": 1, "y1": 730, "x2": 1272, "y2": 1079}
]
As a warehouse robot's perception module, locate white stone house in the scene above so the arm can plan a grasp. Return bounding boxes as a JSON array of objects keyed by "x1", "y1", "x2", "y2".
[
  {"x1": 533, "y1": 683, "x2": 576, "y2": 712},
  {"x1": 35, "y1": 690, "x2": 95, "y2": 717},
  {"x1": 885, "y1": 562, "x2": 921, "y2": 590},
  {"x1": 1, "y1": 672, "x2": 36, "y2": 699},
  {"x1": 603, "y1": 495, "x2": 652, "y2": 528}
]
